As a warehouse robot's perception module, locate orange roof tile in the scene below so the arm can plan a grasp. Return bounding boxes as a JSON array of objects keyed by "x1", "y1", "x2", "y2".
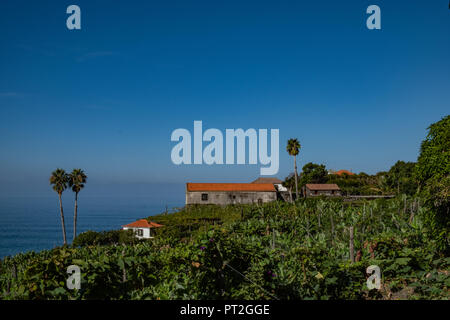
[
  {"x1": 305, "y1": 183, "x2": 341, "y2": 191},
  {"x1": 122, "y1": 219, "x2": 163, "y2": 228},
  {"x1": 186, "y1": 183, "x2": 276, "y2": 192},
  {"x1": 334, "y1": 170, "x2": 355, "y2": 176}
]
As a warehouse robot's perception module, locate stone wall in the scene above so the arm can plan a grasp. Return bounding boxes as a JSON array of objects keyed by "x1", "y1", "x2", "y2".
[{"x1": 186, "y1": 191, "x2": 277, "y2": 205}]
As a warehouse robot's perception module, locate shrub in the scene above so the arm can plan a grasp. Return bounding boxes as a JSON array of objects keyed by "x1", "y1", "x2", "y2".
[{"x1": 72, "y1": 229, "x2": 141, "y2": 247}]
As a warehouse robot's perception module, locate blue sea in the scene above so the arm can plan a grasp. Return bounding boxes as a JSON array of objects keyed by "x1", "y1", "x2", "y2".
[{"x1": 0, "y1": 183, "x2": 185, "y2": 259}]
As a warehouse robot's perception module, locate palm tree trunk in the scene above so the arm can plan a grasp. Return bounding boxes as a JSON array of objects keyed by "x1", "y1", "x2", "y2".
[
  {"x1": 73, "y1": 192, "x2": 78, "y2": 241},
  {"x1": 58, "y1": 193, "x2": 67, "y2": 245},
  {"x1": 294, "y1": 155, "x2": 299, "y2": 199}
]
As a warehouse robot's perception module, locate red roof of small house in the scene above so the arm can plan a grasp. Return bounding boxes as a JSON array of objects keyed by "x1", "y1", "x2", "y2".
[
  {"x1": 186, "y1": 183, "x2": 276, "y2": 192},
  {"x1": 305, "y1": 183, "x2": 341, "y2": 191},
  {"x1": 334, "y1": 170, "x2": 355, "y2": 176},
  {"x1": 122, "y1": 219, "x2": 163, "y2": 228}
]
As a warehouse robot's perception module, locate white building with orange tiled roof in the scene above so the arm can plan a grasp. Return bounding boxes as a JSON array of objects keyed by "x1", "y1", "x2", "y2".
[{"x1": 122, "y1": 219, "x2": 163, "y2": 239}]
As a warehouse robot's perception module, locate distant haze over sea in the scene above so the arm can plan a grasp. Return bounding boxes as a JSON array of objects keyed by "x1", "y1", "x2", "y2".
[{"x1": 0, "y1": 183, "x2": 185, "y2": 258}]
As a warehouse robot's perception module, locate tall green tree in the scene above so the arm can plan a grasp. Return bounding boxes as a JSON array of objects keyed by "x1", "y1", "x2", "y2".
[
  {"x1": 385, "y1": 161, "x2": 417, "y2": 195},
  {"x1": 415, "y1": 115, "x2": 449, "y2": 194},
  {"x1": 299, "y1": 162, "x2": 328, "y2": 187},
  {"x1": 50, "y1": 169, "x2": 69, "y2": 245},
  {"x1": 286, "y1": 139, "x2": 301, "y2": 199},
  {"x1": 415, "y1": 115, "x2": 449, "y2": 250},
  {"x1": 68, "y1": 169, "x2": 87, "y2": 241}
]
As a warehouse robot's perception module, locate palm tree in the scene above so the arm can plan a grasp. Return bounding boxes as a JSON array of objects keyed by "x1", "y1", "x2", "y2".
[
  {"x1": 68, "y1": 169, "x2": 87, "y2": 241},
  {"x1": 286, "y1": 139, "x2": 301, "y2": 199},
  {"x1": 50, "y1": 169, "x2": 69, "y2": 245}
]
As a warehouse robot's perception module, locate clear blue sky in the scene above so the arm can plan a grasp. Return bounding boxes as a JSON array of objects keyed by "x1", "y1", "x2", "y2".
[{"x1": 0, "y1": 0, "x2": 449, "y2": 196}]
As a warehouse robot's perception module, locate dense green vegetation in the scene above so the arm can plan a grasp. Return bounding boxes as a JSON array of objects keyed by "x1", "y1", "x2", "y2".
[
  {"x1": 283, "y1": 160, "x2": 419, "y2": 197},
  {"x1": 0, "y1": 116, "x2": 447, "y2": 300},
  {"x1": 415, "y1": 115, "x2": 449, "y2": 251},
  {"x1": 0, "y1": 197, "x2": 448, "y2": 300},
  {"x1": 283, "y1": 116, "x2": 449, "y2": 199},
  {"x1": 71, "y1": 229, "x2": 141, "y2": 247}
]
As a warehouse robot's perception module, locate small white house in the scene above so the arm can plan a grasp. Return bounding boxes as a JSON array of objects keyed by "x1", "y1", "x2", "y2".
[{"x1": 122, "y1": 219, "x2": 163, "y2": 239}]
